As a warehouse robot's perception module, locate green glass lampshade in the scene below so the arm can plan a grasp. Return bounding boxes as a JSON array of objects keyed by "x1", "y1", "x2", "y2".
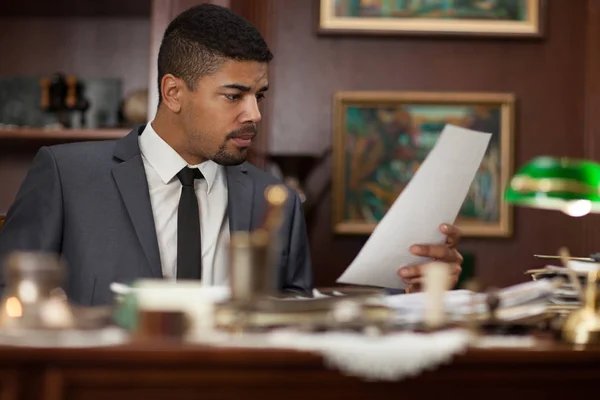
[{"x1": 504, "y1": 157, "x2": 600, "y2": 216}]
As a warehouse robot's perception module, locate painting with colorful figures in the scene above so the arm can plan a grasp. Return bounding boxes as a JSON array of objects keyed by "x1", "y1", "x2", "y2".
[
  {"x1": 332, "y1": 91, "x2": 514, "y2": 237},
  {"x1": 318, "y1": 0, "x2": 545, "y2": 37}
]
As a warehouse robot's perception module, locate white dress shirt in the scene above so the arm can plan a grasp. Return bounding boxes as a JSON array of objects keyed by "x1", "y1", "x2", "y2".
[{"x1": 138, "y1": 122, "x2": 230, "y2": 286}]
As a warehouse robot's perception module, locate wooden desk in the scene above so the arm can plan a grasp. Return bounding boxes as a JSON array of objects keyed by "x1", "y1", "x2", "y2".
[{"x1": 0, "y1": 339, "x2": 598, "y2": 400}]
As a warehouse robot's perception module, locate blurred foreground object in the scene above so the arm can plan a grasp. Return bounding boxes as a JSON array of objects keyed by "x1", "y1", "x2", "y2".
[
  {"x1": 0, "y1": 251, "x2": 125, "y2": 347},
  {"x1": 265, "y1": 152, "x2": 332, "y2": 212},
  {"x1": 524, "y1": 249, "x2": 600, "y2": 346},
  {"x1": 229, "y1": 184, "x2": 288, "y2": 303},
  {"x1": 266, "y1": 155, "x2": 317, "y2": 204},
  {"x1": 561, "y1": 266, "x2": 600, "y2": 345},
  {"x1": 385, "y1": 278, "x2": 562, "y2": 332},
  {"x1": 129, "y1": 280, "x2": 225, "y2": 343},
  {"x1": 0, "y1": 252, "x2": 74, "y2": 330},
  {"x1": 423, "y1": 261, "x2": 451, "y2": 330}
]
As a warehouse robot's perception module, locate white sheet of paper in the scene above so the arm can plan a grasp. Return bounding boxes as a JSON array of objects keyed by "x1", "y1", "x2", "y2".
[{"x1": 337, "y1": 124, "x2": 491, "y2": 289}]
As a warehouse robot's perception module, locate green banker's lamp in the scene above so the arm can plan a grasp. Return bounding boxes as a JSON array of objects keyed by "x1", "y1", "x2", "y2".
[
  {"x1": 504, "y1": 156, "x2": 600, "y2": 345},
  {"x1": 505, "y1": 156, "x2": 600, "y2": 217}
]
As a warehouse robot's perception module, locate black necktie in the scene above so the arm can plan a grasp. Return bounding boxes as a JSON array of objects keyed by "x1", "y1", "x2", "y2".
[{"x1": 176, "y1": 167, "x2": 204, "y2": 280}]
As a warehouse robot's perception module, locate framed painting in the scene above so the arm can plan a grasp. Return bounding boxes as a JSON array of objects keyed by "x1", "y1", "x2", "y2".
[
  {"x1": 332, "y1": 91, "x2": 515, "y2": 237},
  {"x1": 318, "y1": 0, "x2": 546, "y2": 38}
]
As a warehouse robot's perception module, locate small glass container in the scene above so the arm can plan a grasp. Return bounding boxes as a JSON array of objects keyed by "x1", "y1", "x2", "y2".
[{"x1": 0, "y1": 251, "x2": 74, "y2": 331}]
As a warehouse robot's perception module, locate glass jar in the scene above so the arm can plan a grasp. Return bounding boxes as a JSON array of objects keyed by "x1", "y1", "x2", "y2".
[{"x1": 0, "y1": 251, "x2": 74, "y2": 331}]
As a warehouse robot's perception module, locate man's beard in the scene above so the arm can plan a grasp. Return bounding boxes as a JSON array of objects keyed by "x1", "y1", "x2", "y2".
[
  {"x1": 212, "y1": 145, "x2": 248, "y2": 166},
  {"x1": 211, "y1": 124, "x2": 257, "y2": 166}
]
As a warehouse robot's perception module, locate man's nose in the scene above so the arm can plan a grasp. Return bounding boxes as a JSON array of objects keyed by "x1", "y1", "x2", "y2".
[{"x1": 241, "y1": 97, "x2": 262, "y2": 124}]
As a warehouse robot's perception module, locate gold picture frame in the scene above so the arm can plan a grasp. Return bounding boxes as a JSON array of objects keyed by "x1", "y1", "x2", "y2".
[
  {"x1": 318, "y1": 0, "x2": 546, "y2": 38},
  {"x1": 332, "y1": 91, "x2": 515, "y2": 237}
]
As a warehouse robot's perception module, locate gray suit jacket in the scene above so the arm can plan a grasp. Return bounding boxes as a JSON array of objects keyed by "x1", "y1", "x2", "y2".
[{"x1": 0, "y1": 126, "x2": 313, "y2": 305}]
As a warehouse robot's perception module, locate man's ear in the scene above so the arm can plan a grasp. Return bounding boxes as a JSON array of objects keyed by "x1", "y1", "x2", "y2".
[{"x1": 160, "y1": 74, "x2": 184, "y2": 113}]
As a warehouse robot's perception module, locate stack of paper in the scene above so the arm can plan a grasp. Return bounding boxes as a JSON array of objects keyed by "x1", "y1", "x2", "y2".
[
  {"x1": 383, "y1": 279, "x2": 559, "y2": 326},
  {"x1": 525, "y1": 260, "x2": 599, "y2": 308}
]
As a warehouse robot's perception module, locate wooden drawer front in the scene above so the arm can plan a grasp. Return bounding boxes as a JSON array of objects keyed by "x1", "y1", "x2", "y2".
[{"x1": 0, "y1": 370, "x2": 18, "y2": 400}]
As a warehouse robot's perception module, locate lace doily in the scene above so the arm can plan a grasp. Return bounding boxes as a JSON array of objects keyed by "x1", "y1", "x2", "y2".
[{"x1": 262, "y1": 329, "x2": 472, "y2": 381}]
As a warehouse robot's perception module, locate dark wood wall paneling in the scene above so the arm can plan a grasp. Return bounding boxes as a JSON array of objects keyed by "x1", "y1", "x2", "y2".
[
  {"x1": 0, "y1": 0, "x2": 151, "y2": 17},
  {"x1": 265, "y1": 0, "x2": 595, "y2": 288}
]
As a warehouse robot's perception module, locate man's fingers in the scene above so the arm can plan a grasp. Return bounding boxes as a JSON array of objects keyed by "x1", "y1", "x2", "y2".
[
  {"x1": 446, "y1": 235, "x2": 459, "y2": 248},
  {"x1": 453, "y1": 249, "x2": 464, "y2": 264},
  {"x1": 449, "y1": 263, "x2": 462, "y2": 288},
  {"x1": 405, "y1": 283, "x2": 422, "y2": 294},
  {"x1": 399, "y1": 261, "x2": 463, "y2": 289},
  {"x1": 411, "y1": 244, "x2": 460, "y2": 262},
  {"x1": 398, "y1": 265, "x2": 421, "y2": 279},
  {"x1": 441, "y1": 224, "x2": 462, "y2": 248},
  {"x1": 404, "y1": 277, "x2": 424, "y2": 286},
  {"x1": 452, "y1": 263, "x2": 463, "y2": 277},
  {"x1": 403, "y1": 263, "x2": 462, "y2": 288}
]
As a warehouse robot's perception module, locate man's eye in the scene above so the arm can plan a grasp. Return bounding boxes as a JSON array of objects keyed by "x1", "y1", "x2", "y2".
[
  {"x1": 225, "y1": 94, "x2": 241, "y2": 101},
  {"x1": 256, "y1": 93, "x2": 265, "y2": 102}
]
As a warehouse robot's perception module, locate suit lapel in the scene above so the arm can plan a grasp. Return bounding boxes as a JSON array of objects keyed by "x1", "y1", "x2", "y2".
[
  {"x1": 111, "y1": 127, "x2": 162, "y2": 278},
  {"x1": 226, "y1": 164, "x2": 255, "y2": 232},
  {"x1": 111, "y1": 128, "x2": 256, "y2": 275}
]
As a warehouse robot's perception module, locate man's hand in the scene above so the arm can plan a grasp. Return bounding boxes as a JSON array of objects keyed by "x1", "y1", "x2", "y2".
[{"x1": 398, "y1": 224, "x2": 463, "y2": 293}]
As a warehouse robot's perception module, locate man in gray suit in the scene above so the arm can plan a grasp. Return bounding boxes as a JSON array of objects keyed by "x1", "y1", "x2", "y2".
[{"x1": 0, "y1": 4, "x2": 463, "y2": 305}]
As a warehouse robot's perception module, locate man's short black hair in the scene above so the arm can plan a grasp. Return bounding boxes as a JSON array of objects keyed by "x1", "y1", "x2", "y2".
[{"x1": 157, "y1": 3, "x2": 273, "y2": 104}]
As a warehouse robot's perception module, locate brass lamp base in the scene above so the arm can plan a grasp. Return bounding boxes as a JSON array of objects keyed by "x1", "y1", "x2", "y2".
[
  {"x1": 561, "y1": 308, "x2": 600, "y2": 345},
  {"x1": 561, "y1": 268, "x2": 600, "y2": 345}
]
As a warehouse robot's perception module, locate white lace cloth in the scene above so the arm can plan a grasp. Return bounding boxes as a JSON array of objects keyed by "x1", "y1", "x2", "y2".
[
  {"x1": 203, "y1": 328, "x2": 472, "y2": 382},
  {"x1": 270, "y1": 329, "x2": 471, "y2": 381}
]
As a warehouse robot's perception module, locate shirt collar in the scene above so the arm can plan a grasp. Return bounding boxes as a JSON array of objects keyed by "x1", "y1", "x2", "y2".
[{"x1": 139, "y1": 122, "x2": 221, "y2": 193}]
